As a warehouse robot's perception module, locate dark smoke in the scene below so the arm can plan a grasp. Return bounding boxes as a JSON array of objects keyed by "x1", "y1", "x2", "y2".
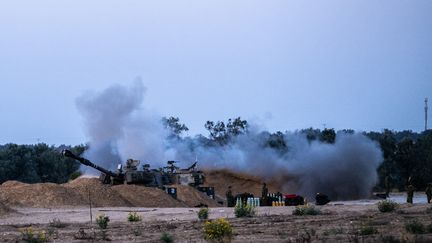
[{"x1": 76, "y1": 81, "x2": 383, "y2": 200}]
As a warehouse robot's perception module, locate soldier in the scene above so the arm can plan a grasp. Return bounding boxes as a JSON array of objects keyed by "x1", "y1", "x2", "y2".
[
  {"x1": 261, "y1": 182, "x2": 268, "y2": 206},
  {"x1": 384, "y1": 174, "x2": 392, "y2": 197},
  {"x1": 226, "y1": 186, "x2": 234, "y2": 207},
  {"x1": 425, "y1": 183, "x2": 432, "y2": 204},
  {"x1": 406, "y1": 184, "x2": 416, "y2": 204}
]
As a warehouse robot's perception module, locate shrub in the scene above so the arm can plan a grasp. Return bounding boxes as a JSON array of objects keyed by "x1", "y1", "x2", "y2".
[
  {"x1": 293, "y1": 205, "x2": 321, "y2": 216},
  {"x1": 234, "y1": 203, "x2": 255, "y2": 218},
  {"x1": 377, "y1": 200, "x2": 398, "y2": 213},
  {"x1": 49, "y1": 218, "x2": 67, "y2": 228},
  {"x1": 160, "y1": 232, "x2": 174, "y2": 243},
  {"x1": 198, "y1": 207, "x2": 209, "y2": 220},
  {"x1": 428, "y1": 223, "x2": 432, "y2": 233},
  {"x1": 20, "y1": 227, "x2": 47, "y2": 243},
  {"x1": 203, "y1": 218, "x2": 233, "y2": 242},
  {"x1": 96, "y1": 214, "x2": 110, "y2": 229},
  {"x1": 405, "y1": 220, "x2": 426, "y2": 234},
  {"x1": 127, "y1": 212, "x2": 142, "y2": 222},
  {"x1": 359, "y1": 225, "x2": 378, "y2": 235}
]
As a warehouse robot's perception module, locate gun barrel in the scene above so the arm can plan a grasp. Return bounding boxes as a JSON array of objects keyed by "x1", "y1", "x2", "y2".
[{"x1": 62, "y1": 149, "x2": 117, "y2": 178}]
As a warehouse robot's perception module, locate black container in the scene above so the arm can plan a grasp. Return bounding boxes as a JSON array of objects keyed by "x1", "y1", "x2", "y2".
[
  {"x1": 197, "y1": 186, "x2": 215, "y2": 199},
  {"x1": 166, "y1": 187, "x2": 177, "y2": 199}
]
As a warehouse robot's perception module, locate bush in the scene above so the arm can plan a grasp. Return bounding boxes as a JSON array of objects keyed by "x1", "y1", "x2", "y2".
[
  {"x1": 405, "y1": 220, "x2": 426, "y2": 234},
  {"x1": 20, "y1": 227, "x2": 47, "y2": 243},
  {"x1": 293, "y1": 205, "x2": 321, "y2": 216},
  {"x1": 96, "y1": 214, "x2": 110, "y2": 229},
  {"x1": 160, "y1": 232, "x2": 174, "y2": 243},
  {"x1": 49, "y1": 218, "x2": 67, "y2": 228},
  {"x1": 198, "y1": 207, "x2": 209, "y2": 220},
  {"x1": 359, "y1": 225, "x2": 378, "y2": 235},
  {"x1": 203, "y1": 218, "x2": 233, "y2": 242},
  {"x1": 377, "y1": 200, "x2": 398, "y2": 213},
  {"x1": 127, "y1": 212, "x2": 142, "y2": 222},
  {"x1": 234, "y1": 203, "x2": 255, "y2": 218}
]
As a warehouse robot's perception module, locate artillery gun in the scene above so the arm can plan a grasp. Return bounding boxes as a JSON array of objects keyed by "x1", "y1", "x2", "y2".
[{"x1": 62, "y1": 149, "x2": 205, "y2": 188}]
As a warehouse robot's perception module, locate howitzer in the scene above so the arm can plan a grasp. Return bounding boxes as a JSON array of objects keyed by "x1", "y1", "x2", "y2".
[
  {"x1": 62, "y1": 149, "x2": 205, "y2": 187},
  {"x1": 62, "y1": 149, "x2": 122, "y2": 184}
]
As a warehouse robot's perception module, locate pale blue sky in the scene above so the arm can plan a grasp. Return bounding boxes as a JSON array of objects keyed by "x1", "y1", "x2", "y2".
[{"x1": 0, "y1": 1, "x2": 431, "y2": 145}]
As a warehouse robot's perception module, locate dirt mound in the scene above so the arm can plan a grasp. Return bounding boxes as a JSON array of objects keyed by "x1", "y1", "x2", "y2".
[
  {"x1": 112, "y1": 185, "x2": 184, "y2": 207},
  {"x1": 204, "y1": 169, "x2": 282, "y2": 199},
  {"x1": 0, "y1": 181, "x2": 85, "y2": 207},
  {"x1": 64, "y1": 178, "x2": 132, "y2": 207},
  {"x1": 0, "y1": 177, "x2": 218, "y2": 208},
  {"x1": 0, "y1": 202, "x2": 14, "y2": 216},
  {"x1": 0, "y1": 170, "x2": 280, "y2": 208},
  {"x1": 172, "y1": 185, "x2": 220, "y2": 207}
]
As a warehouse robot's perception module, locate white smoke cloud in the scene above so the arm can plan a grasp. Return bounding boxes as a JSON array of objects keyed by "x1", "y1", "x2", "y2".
[{"x1": 76, "y1": 81, "x2": 383, "y2": 200}]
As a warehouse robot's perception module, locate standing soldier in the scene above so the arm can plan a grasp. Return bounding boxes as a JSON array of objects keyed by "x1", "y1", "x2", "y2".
[
  {"x1": 262, "y1": 182, "x2": 268, "y2": 206},
  {"x1": 425, "y1": 183, "x2": 432, "y2": 204},
  {"x1": 384, "y1": 174, "x2": 392, "y2": 197},
  {"x1": 226, "y1": 186, "x2": 234, "y2": 207},
  {"x1": 406, "y1": 183, "x2": 416, "y2": 204}
]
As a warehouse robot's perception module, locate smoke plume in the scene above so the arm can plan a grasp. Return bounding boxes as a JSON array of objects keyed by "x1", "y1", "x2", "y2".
[{"x1": 76, "y1": 81, "x2": 383, "y2": 200}]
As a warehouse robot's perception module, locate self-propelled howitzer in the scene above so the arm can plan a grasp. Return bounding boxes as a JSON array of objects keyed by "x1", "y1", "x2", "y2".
[
  {"x1": 62, "y1": 149, "x2": 162, "y2": 186},
  {"x1": 62, "y1": 149, "x2": 205, "y2": 188}
]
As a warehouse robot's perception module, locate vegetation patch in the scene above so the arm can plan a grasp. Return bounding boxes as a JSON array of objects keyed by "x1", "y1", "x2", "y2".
[
  {"x1": 293, "y1": 204, "x2": 321, "y2": 216},
  {"x1": 127, "y1": 212, "x2": 142, "y2": 222},
  {"x1": 377, "y1": 200, "x2": 398, "y2": 213},
  {"x1": 405, "y1": 220, "x2": 426, "y2": 234},
  {"x1": 358, "y1": 225, "x2": 378, "y2": 235},
  {"x1": 160, "y1": 232, "x2": 174, "y2": 243},
  {"x1": 203, "y1": 218, "x2": 233, "y2": 242},
  {"x1": 96, "y1": 214, "x2": 110, "y2": 229},
  {"x1": 198, "y1": 207, "x2": 209, "y2": 220},
  {"x1": 234, "y1": 203, "x2": 255, "y2": 218},
  {"x1": 20, "y1": 227, "x2": 47, "y2": 243},
  {"x1": 48, "y1": 218, "x2": 67, "y2": 228}
]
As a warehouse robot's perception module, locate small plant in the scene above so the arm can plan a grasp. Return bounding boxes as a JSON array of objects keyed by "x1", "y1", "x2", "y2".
[
  {"x1": 74, "y1": 228, "x2": 96, "y2": 240},
  {"x1": 359, "y1": 225, "x2": 378, "y2": 235},
  {"x1": 427, "y1": 223, "x2": 432, "y2": 233},
  {"x1": 203, "y1": 218, "x2": 233, "y2": 242},
  {"x1": 323, "y1": 227, "x2": 344, "y2": 236},
  {"x1": 49, "y1": 218, "x2": 67, "y2": 228},
  {"x1": 20, "y1": 227, "x2": 47, "y2": 243},
  {"x1": 293, "y1": 204, "x2": 321, "y2": 216},
  {"x1": 96, "y1": 214, "x2": 110, "y2": 229},
  {"x1": 127, "y1": 212, "x2": 142, "y2": 222},
  {"x1": 405, "y1": 220, "x2": 426, "y2": 234},
  {"x1": 377, "y1": 200, "x2": 398, "y2": 213},
  {"x1": 234, "y1": 203, "x2": 255, "y2": 218},
  {"x1": 132, "y1": 228, "x2": 142, "y2": 236},
  {"x1": 160, "y1": 232, "x2": 174, "y2": 243},
  {"x1": 198, "y1": 207, "x2": 209, "y2": 220}
]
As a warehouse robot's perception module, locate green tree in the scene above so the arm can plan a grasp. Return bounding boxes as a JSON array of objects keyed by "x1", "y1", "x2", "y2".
[{"x1": 162, "y1": 116, "x2": 189, "y2": 139}]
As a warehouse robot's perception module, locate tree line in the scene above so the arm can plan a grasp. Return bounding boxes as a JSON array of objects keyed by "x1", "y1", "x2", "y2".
[{"x1": 0, "y1": 117, "x2": 431, "y2": 192}]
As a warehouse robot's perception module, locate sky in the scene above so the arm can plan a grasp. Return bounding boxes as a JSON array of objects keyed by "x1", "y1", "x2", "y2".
[{"x1": 0, "y1": 1, "x2": 431, "y2": 145}]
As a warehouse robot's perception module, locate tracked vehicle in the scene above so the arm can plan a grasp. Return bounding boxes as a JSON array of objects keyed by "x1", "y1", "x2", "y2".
[{"x1": 62, "y1": 149, "x2": 204, "y2": 188}]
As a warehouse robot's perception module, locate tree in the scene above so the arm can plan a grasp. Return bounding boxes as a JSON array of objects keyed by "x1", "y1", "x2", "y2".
[
  {"x1": 320, "y1": 128, "x2": 336, "y2": 144},
  {"x1": 162, "y1": 116, "x2": 189, "y2": 139},
  {"x1": 205, "y1": 117, "x2": 248, "y2": 145}
]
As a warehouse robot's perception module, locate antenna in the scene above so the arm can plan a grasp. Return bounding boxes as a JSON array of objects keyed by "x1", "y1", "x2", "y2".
[{"x1": 425, "y1": 98, "x2": 428, "y2": 131}]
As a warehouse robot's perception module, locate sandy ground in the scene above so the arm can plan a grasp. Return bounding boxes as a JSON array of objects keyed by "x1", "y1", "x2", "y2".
[{"x1": 1, "y1": 200, "x2": 431, "y2": 242}]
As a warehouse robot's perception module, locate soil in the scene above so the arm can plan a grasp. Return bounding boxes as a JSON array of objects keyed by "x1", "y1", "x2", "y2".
[
  {"x1": 0, "y1": 203, "x2": 431, "y2": 242},
  {"x1": 0, "y1": 170, "x2": 431, "y2": 242}
]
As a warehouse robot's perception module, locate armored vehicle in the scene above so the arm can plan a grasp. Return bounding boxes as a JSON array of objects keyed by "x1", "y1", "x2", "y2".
[{"x1": 62, "y1": 149, "x2": 204, "y2": 188}]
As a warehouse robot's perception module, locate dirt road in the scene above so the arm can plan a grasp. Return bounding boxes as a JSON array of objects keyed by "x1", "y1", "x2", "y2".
[{"x1": 1, "y1": 202, "x2": 431, "y2": 242}]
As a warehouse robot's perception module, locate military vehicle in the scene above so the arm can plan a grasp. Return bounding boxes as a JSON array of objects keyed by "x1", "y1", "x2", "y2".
[{"x1": 62, "y1": 149, "x2": 205, "y2": 188}]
